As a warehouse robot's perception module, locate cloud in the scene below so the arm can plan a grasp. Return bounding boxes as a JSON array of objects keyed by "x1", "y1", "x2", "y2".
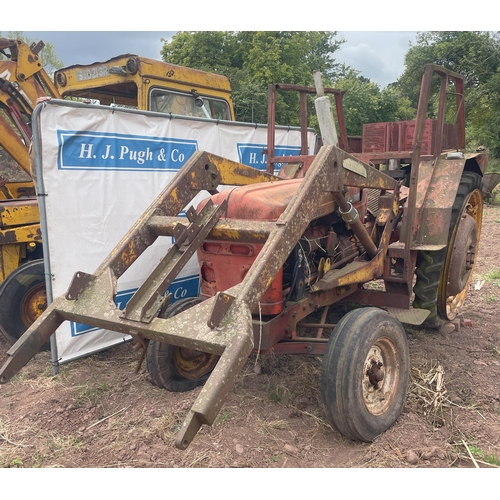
[
  {"x1": 12, "y1": 30, "x2": 418, "y2": 88},
  {"x1": 336, "y1": 32, "x2": 418, "y2": 87},
  {"x1": 19, "y1": 31, "x2": 174, "y2": 67}
]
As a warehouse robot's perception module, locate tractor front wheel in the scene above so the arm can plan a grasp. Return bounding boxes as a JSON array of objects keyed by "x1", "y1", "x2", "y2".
[
  {"x1": 320, "y1": 307, "x2": 410, "y2": 442},
  {"x1": 146, "y1": 297, "x2": 219, "y2": 392}
]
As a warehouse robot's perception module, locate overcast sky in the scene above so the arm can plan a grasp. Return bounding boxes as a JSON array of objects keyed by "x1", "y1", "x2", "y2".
[
  {"x1": 4, "y1": 31, "x2": 420, "y2": 88},
  {"x1": 3, "y1": 0, "x2": 485, "y2": 90}
]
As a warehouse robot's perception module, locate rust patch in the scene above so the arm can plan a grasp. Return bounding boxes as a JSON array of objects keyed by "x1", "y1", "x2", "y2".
[{"x1": 121, "y1": 239, "x2": 138, "y2": 268}]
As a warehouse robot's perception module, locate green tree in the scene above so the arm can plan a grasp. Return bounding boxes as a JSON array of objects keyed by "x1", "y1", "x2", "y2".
[
  {"x1": 160, "y1": 31, "x2": 234, "y2": 74},
  {"x1": 396, "y1": 31, "x2": 500, "y2": 156},
  {"x1": 333, "y1": 69, "x2": 415, "y2": 135},
  {"x1": 161, "y1": 31, "x2": 343, "y2": 125},
  {"x1": 398, "y1": 31, "x2": 500, "y2": 105}
]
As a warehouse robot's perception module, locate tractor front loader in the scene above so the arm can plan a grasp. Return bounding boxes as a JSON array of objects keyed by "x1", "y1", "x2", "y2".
[{"x1": 0, "y1": 65, "x2": 486, "y2": 449}]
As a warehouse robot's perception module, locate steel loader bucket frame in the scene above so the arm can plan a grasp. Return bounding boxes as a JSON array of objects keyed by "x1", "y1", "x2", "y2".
[
  {"x1": 1, "y1": 64, "x2": 483, "y2": 449},
  {"x1": 0, "y1": 136, "x2": 397, "y2": 449}
]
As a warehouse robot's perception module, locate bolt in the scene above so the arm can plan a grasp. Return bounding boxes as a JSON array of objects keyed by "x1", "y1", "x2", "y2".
[{"x1": 367, "y1": 360, "x2": 384, "y2": 389}]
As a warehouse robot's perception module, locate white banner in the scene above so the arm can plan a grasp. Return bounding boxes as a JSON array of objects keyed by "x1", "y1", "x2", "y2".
[{"x1": 36, "y1": 101, "x2": 317, "y2": 364}]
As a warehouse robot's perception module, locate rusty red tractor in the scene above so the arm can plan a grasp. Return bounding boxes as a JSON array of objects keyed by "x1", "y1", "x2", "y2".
[{"x1": 0, "y1": 64, "x2": 486, "y2": 449}]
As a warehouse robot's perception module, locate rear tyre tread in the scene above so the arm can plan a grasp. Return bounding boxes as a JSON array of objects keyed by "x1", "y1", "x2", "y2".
[{"x1": 413, "y1": 172, "x2": 482, "y2": 325}]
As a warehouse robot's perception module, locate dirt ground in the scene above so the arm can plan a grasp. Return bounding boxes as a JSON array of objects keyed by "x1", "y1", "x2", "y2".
[{"x1": 1, "y1": 203, "x2": 500, "y2": 469}]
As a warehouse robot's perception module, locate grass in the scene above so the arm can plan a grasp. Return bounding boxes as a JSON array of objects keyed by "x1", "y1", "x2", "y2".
[
  {"x1": 145, "y1": 409, "x2": 183, "y2": 442},
  {"x1": 74, "y1": 382, "x2": 109, "y2": 408},
  {"x1": 33, "y1": 451, "x2": 44, "y2": 468},
  {"x1": 257, "y1": 417, "x2": 289, "y2": 431},
  {"x1": 267, "y1": 381, "x2": 289, "y2": 403},
  {"x1": 215, "y1": 408, "x2": 233, "y2": 425},
  {"x1": 468, "y1": 445, "x2": 500, "y2": 466},
  {"x1": 485, "y1": 269, "x2": 500, "y2": 281}
]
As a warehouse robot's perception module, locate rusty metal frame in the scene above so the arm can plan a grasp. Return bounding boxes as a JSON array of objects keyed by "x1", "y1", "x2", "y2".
[
  {"x1": 0, "y1": 140, "x2": 399, "y2": 449},
  {"x1": 405, "y1": 64, "x2": 466, "y2": 253},
  {"x1": 0, "y1": 64, "x2": 481, "y2": 451},
  {"x1": 265, "y1": 84, "x2": 349, "y2": 174}
]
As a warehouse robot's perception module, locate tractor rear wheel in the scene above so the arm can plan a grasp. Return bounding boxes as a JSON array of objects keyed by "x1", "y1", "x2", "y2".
[
  {"x1": 413, "y1": 171, "x2": 483, "y2": 324},
  {"x1": 146, "y1": 297, "x2": 219, "y2": 392},
  {"x1": 0, "y1": 259, "x2": 49, "y2": 350},
  {"x1": 320, "y1": 307, "x2": 409, "y2": 442}
]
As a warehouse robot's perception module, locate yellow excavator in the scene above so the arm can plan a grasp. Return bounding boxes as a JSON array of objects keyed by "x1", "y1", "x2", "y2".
[{"x1": 0, "y1": 36, "x2": 235, "y2": 347}]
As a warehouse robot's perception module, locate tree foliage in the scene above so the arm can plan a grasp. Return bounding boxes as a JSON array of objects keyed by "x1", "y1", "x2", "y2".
[
  {"x1": 161, "y1": 31, "x2": 344, "y2": 125},
  {"x1": 396, "y1": 31, "x2": 500, "y2": 157},
  {"x1": 333, "y1": 68, "x2": 414, "y2": 135},
  {"x1": 161, "y1": 31, "x2": 420, "y2": 137}
]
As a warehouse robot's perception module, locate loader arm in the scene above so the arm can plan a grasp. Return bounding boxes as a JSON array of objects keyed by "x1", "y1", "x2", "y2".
[{"x1": 0, "y1": 142, "x2": 398, "y2": 449}]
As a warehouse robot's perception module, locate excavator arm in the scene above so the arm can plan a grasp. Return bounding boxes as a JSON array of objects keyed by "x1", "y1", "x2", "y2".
[{"x1": 0, "y1": 37, "x2": 61, "y2": 177}]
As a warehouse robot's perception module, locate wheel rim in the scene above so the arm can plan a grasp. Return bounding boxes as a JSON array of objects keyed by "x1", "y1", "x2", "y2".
[
  {"x1": 173, "y1": 347, "x2": 218, "y2": 380},
  {"x1": 439, "y1": 189, "x2": 483, "y2": 320},
  {"x1": 157, "y1": 296, "x2": 219, "y2": 383},
  {"x1": 20, "y1": 283, "x2": 47, "y2": 328},
  {"x1": 362, "y1": 336, "x2": 400, "y2": 416}
]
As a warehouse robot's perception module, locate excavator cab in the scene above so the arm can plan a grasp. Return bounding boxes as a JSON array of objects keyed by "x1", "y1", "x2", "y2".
[{"x1": 53, "y1": 55, "x2": 235, "y2": 120}]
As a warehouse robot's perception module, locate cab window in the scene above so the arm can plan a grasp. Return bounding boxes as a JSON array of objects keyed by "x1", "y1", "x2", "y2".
[{"x1": 149, "y1": 89, "x2": 231, "y2": 120}]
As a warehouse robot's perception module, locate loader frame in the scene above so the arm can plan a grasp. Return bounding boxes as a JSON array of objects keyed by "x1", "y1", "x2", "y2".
[{"x1": 0, "y1": 65, "x2": 487, "y2": 449}]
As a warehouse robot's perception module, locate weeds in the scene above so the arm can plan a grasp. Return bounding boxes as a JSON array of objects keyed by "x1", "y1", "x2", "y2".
[
  {"x1": 33, "y1": 451, "x2": 44, "y2": 468},
  {"x1": 215, "y1": 408, "x2": 233, "y2": 425},
  {"x1": 260, "y1": 419, "x2": 289, "y2": 430},
  {"x1": 267, "y1": 381, "x2": 288, "y2": 403},
  {"x1": 11, "y1": 371, "x2": 30, "y2": 383},
  {"x1": 74, "y1": 382, "x2": 109, "y2": 408},
  {"x1": 10, "y1": 457, "x2": 23, "y2": 468},
  {"x1": 405, "y1": 362, "x2": 483, "y2": 429},
  {"x1": 468, "y1": 445, "x2": 500, "y2": 466},
  {"x1": 485, "y1": 269, "x2": 500, "y2": 282},
  {"x1": 485, "y1": 294, "x2": 497, "y2": 303},
  {"x1": 146, "y1": 410, "x2": 183, "y2": 442},
  {"x1": 455, "y1": 436, "x2": 500, "y2": 468}
]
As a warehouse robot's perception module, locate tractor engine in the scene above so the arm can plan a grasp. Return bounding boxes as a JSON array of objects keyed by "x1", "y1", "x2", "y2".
[{"x1": 197, "y1": 179, "x2": 368, "y2": 316}]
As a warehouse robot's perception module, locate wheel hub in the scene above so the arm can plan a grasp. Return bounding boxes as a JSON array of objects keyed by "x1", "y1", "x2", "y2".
[
  {"x1": 174, "y1": 347, "x2": 218, "y2": 381},
  {"x1": 366, "y1": 360, "x2": 385, "y2": 390},
  {"x1": 447, "y1": 213, "x2": 478, "y2": 297},
  {"x1": 440, "y1": 188, "x2": 483, "y2": 320},
  {"x1": 362, "y1": 338, "x2": 398, "y2": 416},
  {"x1": 21, "y1": 283, "x2": 47, "y2": 328}
]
